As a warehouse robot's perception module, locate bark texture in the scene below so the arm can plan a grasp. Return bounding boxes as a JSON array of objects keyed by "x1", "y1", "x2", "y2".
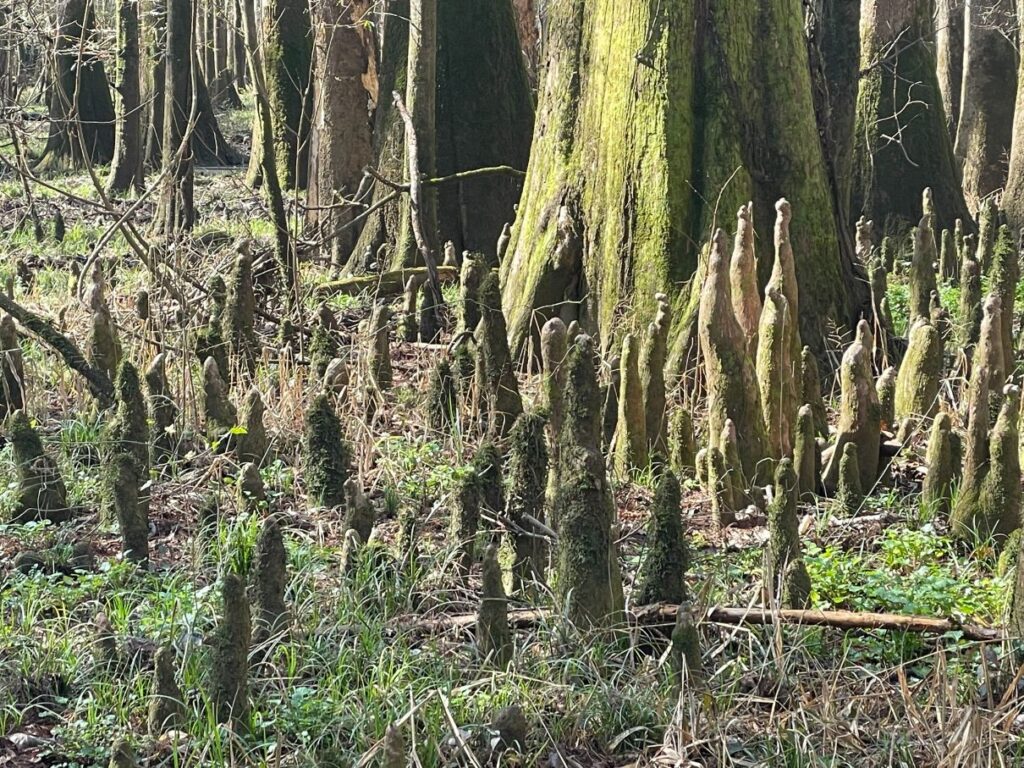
[
  {"x1": 107, "y1": 0, "x2": 143, "y2": 193},
  {"x1": 935, "y1": 0, "x2": 964, "y2": 137},
  {"x1": 1002, "y1": 0, "x2": 1024, "y2": 229}
]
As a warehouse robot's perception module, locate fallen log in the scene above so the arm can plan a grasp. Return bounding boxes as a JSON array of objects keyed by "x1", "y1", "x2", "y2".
[
  {"x1": 401, "y1": 603, "x2": 1002, "y2": 642},
  {"x1": 314, "y1": 265, "x2": 459, "y2": 298}
]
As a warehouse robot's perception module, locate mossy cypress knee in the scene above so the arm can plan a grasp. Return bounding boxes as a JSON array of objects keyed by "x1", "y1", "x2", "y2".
[
  {"x1": 757, "y1": 285, "x2": 794, "y2": 459},
  {"x1": 368, "y1": 303, "x2": 393, "y2": 391},
  {"x1": 669, "y1": 604, "x2": 703, "y2": 691},
  {"x1": 145, "y1": 353, "x2": 177, "y2": 462},
  {"x1": 382, "y1": 725, "x2": 406, "y2": 768},
  {"x1": 881, "y1": 235, "x2": 897, "y2": 273},
  {"x1": 237, "y1": 388, "x2": 268, "y2": 465},
  {"x1": 477, "y1": 543, "x2": 512, "y2": 667},
  {"x1": 458, "y1": 253, "x2": 488, "y2": 335},
  {"x1": 506, "y1": 411, "x2": 548, "y2": 591},
  {"x1": 767, "y1": 200, "x2": 802, "y2": 432},
  {"x1": 975, "y1": 197, "x2": 998, "y2": 273},
  {"x1": 201, "y1": 357, "x2": 237, "y2": 440},
  {"x1": 417, "y1": 281, "x2": 440, "y2": 343},
  {"x1": 540, "y1": 318, "x2": 568, "y2": 434},
  {"x1": 195, "y1": 275, "x2": 229, "y2": 377},
  {"x1": 426, "y1": 357, "x2": 458, "y2": 431},
  {"x1": 0, "y1": 314, "x2": 24, "y2": 417},
  {"x1": 147, "y1": 646, "x2": 185, "y2": 737},
  {"x1": 90, "y1": 307, "x2": 121, "y2": 386},
  {"x1": 106, "y1": 362, "x2": 150, "y2": 564},
  {"x1": 208, "y1": 572, "x2": 250, "y2": 729},
  {"x1": 613, "y1": 333, "x2": 646, "y2": 476},
  {"x1": 730, "y1": 202, "x2": 761, "y2": 359},
  {"x1": 990, "y1": 225, "x2": 1018, "y2": 378},
  {"x1": 959, "y1": 251, "x2": 983, "y2": 348},
  {"x1": 108, "y1": 738, "x2": 138, "y2": 768},
  {"x1": 554, "y1": 335, "x2": 622, "y2": 628},
  {"x1": 698, "y1": 229, "x2": 768, "y2": 482},
  {"x1": 793, "y1": 405, "x2": 817, "y2": 498},
  {"x1": 602, "y1": 354, "x2": 620, "y2": 451},
  {"x1": 475, "y1": 272, "x2": 522, "y2": 436},
  {"x1": 668, "y1": 408, "x2": 696, "y2": 477},
  {"x1": 707, "y1": 446, "x2": 735, "y2": 528},
  {"x1": 452, "y1": 467, "x2": 480, "y2": 572},
  {"x1": 719, "y1": 419, "x2": 746, "y2": 507},
  {"x1": 801, "y1": 346, "x2": 828, "y2": 438},
  {"x1": 641, "y1": 293, "x2": 671, "y2": 457},
  {"x1": 399, "y1": 275, "x2": 423, "y2": 342},
  {"x1": 222, "y1": 249, "x2": 257, "y2": 376},
  {"x1": 766, "y1": 459, "x2": 811, "y2": 608},
  {"x1": 894, "y1": 320, "x2": 942, "y2": 442},
  {"x1": 635, "y1": 470, "x2": 687, "y2": 605},
  {"x1": 236, "y1": 462, "x2": 266, "y2": 513},
  {"x1": 252, "y1": 515, "x2": 289, "y2": 646},
  {"x1": 304, "y1": 394, "x2": 350, "y2": 508},
  {"x1": 9, "y1": 410, "x2": 69, "y2": 523},
  {"x1": 939, "y1": 228, "x2": 957, "y2": 281},
  {"x1": 343, "y1": 478, "x2": 375, "y2": 544},
  {"x1": 922, "y1": 412, "x2": 956, "y2": 516},
  {"x1": 909, "y1": 215, "x2": 938, "y2": 325},
  {"x1": 835, "y1": 442, "x2": 863, "y2": 515},
  {"x1": 876, "y1": 366, "x2": 897, "y2": 432}
]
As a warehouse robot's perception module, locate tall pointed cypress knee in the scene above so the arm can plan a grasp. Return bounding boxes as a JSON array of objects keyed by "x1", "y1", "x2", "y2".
[
  {"x1": 237, "y1": 388, "x2": 268, "y2": 465},
  {"x1": 252, "y1": 516, "x2": 289, "y2": 646},
  {"x1": 757, "y1": 285, "x2": 793, "y2": 460},
  {"x1": 541, "y1": 317, "x2": 567, "y2": 531},
  {"x1": 894, "y1": 319, "x2": 942, "y2": 442},
  {"x1": 148, "y1": 646, "x2": 185, "y2": 736},
  {"x1": 801, "y1": 346, "x2": 828, "y2": 438},
  {"x1": 793, "y1": 405, "x2": 817, "y2": 499},
  {"x1": 835, "y1": 442, "x2": 863, "y2": 515},
  {"x1": 304, "y1": 394, "x2": 350, "y2": 507},
  {"x1": 477, "y1": 544, "x2": 512, "y2": 667},
  {"x1": 613, "y1": 333, "x2": 646, "y2": 476},
  {"x1": 635, "y1": 471, "x2": 688, "y2": 605},
  {"x1": 668, "y1": 408, "x2": 696, "y2": 477},
  {"x1": 0, "y1": 314, "x2": 25, "y2": 418},
  {"x1": 922, "y1": 412, "x2": 956, "y2": 517},
  {"x1": 876, "y1": 366, "x2": 897, "y2": 431},
  {"x1": 10, "y1": 410, "x2": 69, "y2": 524},
  {"x1": 474, "y1": 272, "x2": 522, "y2": 436},
  {"x1": 506, "y1": 411, "x2": 549, "y2": 591},
  {"x1": 765, "y1": 459, "x2": 811, "y2": 608},
  {"x1": 222, "y1": 248, "x2": 257, "y2": 377},
  {"x1": 641, "y1": 293, "x2": 670, "y2": 457},
  {"x1": 208, "y1": 572, "x2": 250, "y2": 730},
  {"x1": 107, "y1": 362, "x2": 150, "y2": 566},
  {"x1": 730, "y1": 202, "x2": 761, "y2": 359},
  {"x1": 145, "y1": 353, "x2": 178, "y2": 462}
]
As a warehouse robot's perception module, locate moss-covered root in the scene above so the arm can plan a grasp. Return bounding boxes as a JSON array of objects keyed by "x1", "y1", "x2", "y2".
[
  {"x1": 554, "y1": 335, "x2": 623, "y2": 629},
  {"x1": 106, "y1": 361, "x2": 150, "y2": 564},
  {"x1": 222, "y1": 248, "x2": 257, "y2": 377},
  {"x1": 458, "y1": 253, "x2": 488, "y2": 335},
  {"x1": 876, "y1": 366, "x2": 897, "y2": 432},
  {"x1": 801, "y1": 346, "x2": 828, "y2": 438},
  {"x1": 613, "y1": 333, "x2": 647, "y2": 477},
  {"x1": 894, "y1": 320, "x2": 943, "y2": 442},
  {"x1": 10, "y1": 409, "x2": 69, "y2": 523},
  {"x1": 208, "y1": 572, "x2": 250, "y2": 730},
  {"x1": 0, "y1": 313, "x2": 24, "y2": 417},
  {"x1": 475, "y1": 272, "x2": 523, "y2": 436},
  {"x1": 108, "y1": 738, "x2": 138, "y2": 768},
  {"x1": 145, "y1": 353, "x2": 178, "y2": 462},
  {"x1": 821, "y1": 320, "x2": 881, "y2": 493},
  {"x1": 109, "y1": 453, "x2": 147, "y2": 565},
  {"x1": 426, "y1": 357, "x2": 458, "y2": 431},
  {"x1": 922, "y1": 412, "x2": 956, "y2": 517},
  {"x1": 382, "y1": 724, "x2": 406, "y2": 768},
  {"x1": 506, "y1": 411, "x2": 549, "y2": 591},
  {"x1": 343, "y1": 478, "x2": 375, "y2": 545},
  {"x1": 201, "y1": 357, "x2": 237, "y2": 439},
  {"x1": 909, "y1": 215, "x2": 938, "y2": 325},
  {"x1": 237, "y1": 388, "x2": 268, "y2": 465},
  {"x1": 793, "y1": 405, "x2": 818, "y2": 499},
  {"x1": 236, "y1": 462, "x2": 266, "y2": 513},
  {"x1": 452, "y1": 467, "x2": 480, "y2": 572},
  {"x1": 90, "y1": 307, "x2": 120, "y2": 386},
  {"x1": 635, "y1": 470, "x2": 688, "y2": 605},
  {"x1": 668, "y1": 408, "x2": 696, "y2": 477},
  {"x1": 368, "y1": 303, "x2": 393, "y2": 391},
  {"x1": 477, "y1": 543, "x2": 512, "y2": 668},
  {"x1": 766, "y1": 458, "x2": 811, "y2": 609},
  {"x1": 669, "y1": 604, "x2": 703, "y2": 692},
  {"x1": 697, "y1": 229, "x2": 768, "y2": 482},
  {"x1": 730, "y1": 202, "x2": 761, "y2": 359},
  {"x1": 835, "y1": 441, "x2": 863, "y2": 516},
  {"x1": 707, "y1": 446, "x2": 736, "y2": 529},
  {"x1": 399, "y1": 275, "x2": 422, "y2": 343},
  {"x1": 252, "y1": 515, "x2": 289, "y2": 647},
  {"x1": 757, "y1": 285, "x2": 794, "y2": 459},
  {"x1": 147, "y1": 646, "x2": 185, "y2": 737},
  {"x1": 990, "y1": 225, "x2": 1019, "y2": 379},
  {"x1": 641, "y1": 293, "x2": 671, "y2": 457},
  {"x1": 959, "y1": 251, "x2": 983, "y2": 348},
  {"x1": 303, "y1": 393, "x2": 351, "y2": 508},
  {"x1": 952, "y1": 384, "x2": 1021, "y2": 544}
]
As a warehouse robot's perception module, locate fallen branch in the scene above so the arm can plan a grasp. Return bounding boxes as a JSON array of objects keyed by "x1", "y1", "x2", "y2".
[
  {"x1": 313, "y1": 265, "x2": 459, "y2": 298},
  {"x1": 0, "y1": 293, "x2": 114, "y2": 407},
  {"x1": 401, "y1": 603, "x2": 1002, "y2": 643}
]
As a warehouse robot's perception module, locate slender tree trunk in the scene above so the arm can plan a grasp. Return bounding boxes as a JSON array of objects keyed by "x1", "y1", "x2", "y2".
[
  {"x1": 107, "y1": 0, "x2": 143, "y2": 194},
  {"x1": 215, "y1": 0, "x2": 227, "y2": 75},
  {"x1": 502, "y1": 0, "x2": 859, "y2": 365},
  {"x1": 231, "y1": 0, "x2": 246, "y2": 88},
  {"x1": 851, "y1": 0, "x2": 971, "y2": 235},
  {"x1": 935, "y1": 0, "x2": 965, "y2": 138},
  {"x1": 36, "y1": 0, "x2": 116, "y2": 171},
  {"x1": 307, "y1": 0, "x2": 374, "y2": 266},
  {"x1": 144, "y1": 0, "x2": 167, "y2": 168},
  {"x1": 1002, "y1": 0, "x2": 1024, "y2": 229},
  {"x1": 156, "y1": 0, "x2": 195, "y2": 235},
  {"x1": 245, "y1": 0, "x2": 312, "y2": 189},
  {"x1": 203, "y1": 0, "x2": 215, "y2": 78},
  {"x1": 955, "y1": 0, "x2": 1017, "y2": 212}
]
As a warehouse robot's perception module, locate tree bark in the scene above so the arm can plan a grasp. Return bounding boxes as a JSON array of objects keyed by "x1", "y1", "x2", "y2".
[
  {"x1": 935, "y1": 0, "x2": 965, "y2": 138},
  {"x1": 851, "y1": 0, "x2": 971, "y2": 235},
  {"x1": 1001, "y1": 0, "x2": 1024, "y2": 230},
  {"x1": 501, "y1": 0, "x2": 859, "y2": 366},
  {"x1": 144, "y1": 0, "x2": 167, "y2": 169},
  {"x1": 35, "y1": 0, "x2": 116, "y2": 171},
  {"x1": 155, "y1": 0, "x2": 195, "y2": 235},
  {"x1": 107, "y1": 0, "x2": 143, "y2": 194},
  {"x1": 954, "y1": 0, "x2": 1017, "y2": 212},
  {"x1": 245, "y1": 0, "x2": 312, "y2": 189},
  {"x1": 306, "y1": 0, "x2": 374, "y2": 266},
  {"x1": 231, "y1": 0, "x2": 246, "y2": 88}
]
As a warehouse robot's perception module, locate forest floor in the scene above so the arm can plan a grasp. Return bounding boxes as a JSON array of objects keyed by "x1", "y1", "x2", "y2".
[{"x1": 0, "y1": 103, "x2": 1021, "y2": 768}]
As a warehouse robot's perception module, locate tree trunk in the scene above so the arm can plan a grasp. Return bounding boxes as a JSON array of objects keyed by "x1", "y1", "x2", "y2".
[
  {"x1": 144, "y1": 0, "x2": 167, "y2": 169},
  {"x1": 203, "y1": 0, "x2": 215, "y2": 78},
  {"x1": 215, "y1": 0, "x2": 228, "y2": 75},
  {"x1": 245, "y1": 0, "x2": 312, "y2": 189},
  {"x1": 954, "y1": 0, "x2": 1017, "y2": 212},
  {"x1": 307, "y1": 0, "x2": 374, "y2": 266},
  {"x1": 231, "y1": 0, "x2": 246, "y2": 89},
  {"x1": 192, "y1": 66, "x2": 238, "y2": 165},
  {"x1": 501, "y1": 0, "x2": 860, "y2": 366},
  {"x1": 935, "y1": 0, "x2": 964, "y2": 138},
  {"x1": 512, "y1": 0, "x2": 539, "y2": 86},
  {"x1": 155, "y1": 0, "x2": 195, "y2": 235},
  {"x1": 35, "y1": 0, "x2": 116, "y2": 171},
  {"x1": 1001, "y1": 0, "x2": 1024, "y2": 230},
  {"x1": 851, "y1": 0, "x2": 971, "y2": 235},
  {"x1": 107, "y1": 0, "x2": 143, "y2": 194},
  {"x1": 393, "y1": 0, "x2": 438, "y2": 268}
]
